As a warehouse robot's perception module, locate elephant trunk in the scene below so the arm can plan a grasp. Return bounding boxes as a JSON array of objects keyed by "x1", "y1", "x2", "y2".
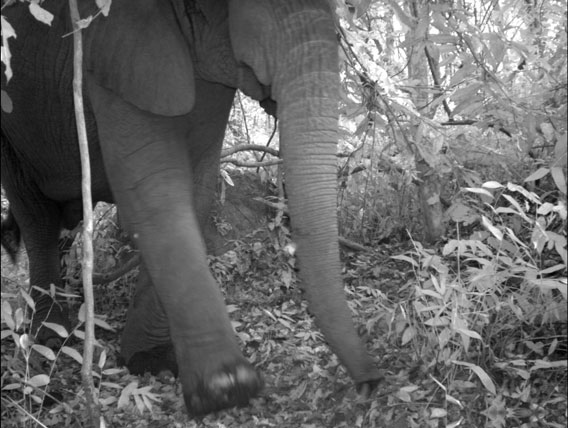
[{"x1": 270, "y1": 11, "x2": 380, "y2": 386}]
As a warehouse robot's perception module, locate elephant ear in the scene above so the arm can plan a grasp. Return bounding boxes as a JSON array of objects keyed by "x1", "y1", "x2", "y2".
[{"x1": 83, "y1": 0, "x2": 195, "y2": 116}]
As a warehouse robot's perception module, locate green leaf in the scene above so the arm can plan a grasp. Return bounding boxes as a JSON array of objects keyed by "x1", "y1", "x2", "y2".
[
  {"x1": 32, "y1": 344, "x2": 56, "y2": 361},
  {"x1": 1, "y1": 17, "x2": 16, "y2": 82},
  {"x1": 118, "y1": 381, "x2": 138, "y2": 409},
  {"x1": 401, "y1": 326, "x2": 416, "y2": 346},
  {"x1": 452, "y1": 361, "x2": 496, "y2": 394},
  {"x1": 20, "y1": 289, "x2": 35, "y2": 311},
  {"x1": 550, "y1": 167, "x2": 567, "y2": 195},
  {"x1": 19, "y1": 334, "x2": 33, "y2": 351},
  {"x1": 454, "y1": 328, "x2": 482, "y2": 340},
  {"x1": 424, "y1": 316, "x2": 449, "y2": 327},
  {"x1": 501, "y1": 195, "x2": 530, "y2": 222},
  {"x1": 28, "y1": 1, "x2": 54, "y2": 26},
  {"x1": 42, "y1": 322, "x2": 69, "y2": 338},
  {"x1": 94, "y1": 317, "x2": 114, "y2": 331},
  {"x1": 220, "y1": 169, "x2": 234, "y2": 186},
  {"x1": 537, "y1": 202, "x2": 555, "y2": 215},
  {"x1": 446, "y1": 201, "x2": 479, "y2": 225},
  {"x1": 96, "y1": 0, "x2": 112, "y2": 16},
  {"x1": 430, "y1": 407, "x2": 447, "y2": 418},
  {"x1": 1, "y1": 90, "x2": 13, "y2": 113},
  {"x1": 464, "y1": 187, "x2": 494, "y2": 198},
  {"x1": 482, "y1": 216, "x2": 503, "y2": 241},
  {"x1": 0, "y1": 16, "x2": 16, "y2": 39},
  {"x1": 390, "y1": 254, "x2": 419, "y2": 267},
  {"x1": 133, "y1": 392, "x2": 145, "y2": 414},
  {"x1": 78, "y1": 304, "x2": 86, "y2": 322},
  {"x1": 507, "y1": 183, "x2": 540, "y2": 204},
  {"x1": 540, "y1": 263, "x2": 567, "y2": 275},
  {"x1": 530, "y1": 359, "x2": 567, "y2": 370},
  {"x1": 495, "y1": 206, "x2": 521, "y2": 216},
  {"x1": 395, "y1": 388, "x2": 412, "y2": 403},
  {"x1": 27, "y1": 374, "x2": 50, "y2": 388},
  {"x1": 2, "y1": 382, "x2": 22, "y2": 391},
  {"x1": 442, "y1": 240, "x2": 458, "y2": 256},
  {"x1": 226, "y1": 304, "x2": 239, "y2": 314},
  {"x1": 98, "y1": 350, "x2": 107, "y2": 369},
  {"x1": 101, "y1": 369, "x2": 126, "y2": 377},
  {"x1": 505, "y1": 227, "x2": 528, "y2": 249},
  {"x1": 531, "y1": 218, "x2": 548, "y2": 253},
  {"x1": 277, "y1": 318, "x2": 292, "y2": 330},
  {"x1": 451, "y1": 79, "x2": 482, "y2": 99},
  {"x1": 554, "y1": 133, "x2": 567, "y2": 167},
  {"x1": 76, "y1": 16, "x2": 94, "y2": 30},
  {"x1": 427, "y1": 194, "x2": 440, "y2": 205},
  {"x1": 482, "y1": 181, "x2": 503, "y2": 189},
  {"x1": 14, "y1": 308, "x2": 24, "y2": 330},
  {"x1": 290, "y1": 380, "x2": 308, "y2": 400},
  {"x1": 528, "y1": 278, "x2": 567, "y2": 299},
  {"x1": 62, "y1": 346, "x2": 83, "y2": 364},
  {"x1": 2, "y1": 301, "x2": 14, "y2": 330},
  {"x1": 524, "y1": 167, "x2": 550, "y2": 182},
  {"x1": 420, "y1": 288, "x2": 443, "y2": 300}
]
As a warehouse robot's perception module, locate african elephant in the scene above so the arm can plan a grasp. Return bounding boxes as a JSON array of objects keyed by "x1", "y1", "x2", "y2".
[{"x1": 1, "y1": 0, "x2": 381, "y2": 414}]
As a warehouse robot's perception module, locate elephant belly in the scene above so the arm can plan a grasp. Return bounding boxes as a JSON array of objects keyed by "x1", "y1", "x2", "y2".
[
  {"x1": 41, "y1": 163, "x2": 113, "y2": 231},
  {"x1": 2, "y1": 95, "x2": 113, "y2": 219}
]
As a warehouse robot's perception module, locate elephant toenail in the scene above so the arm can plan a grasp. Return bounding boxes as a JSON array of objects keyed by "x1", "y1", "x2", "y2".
[
  {"x1": 235, "y1": 365, "x2": 249, "y2": 382},
  {"x1": 209, "y1": 372, "x2": 234, "y2": 394},
  {"x1": 190, "y1": 395, "x2": 203, "y2": 411}
]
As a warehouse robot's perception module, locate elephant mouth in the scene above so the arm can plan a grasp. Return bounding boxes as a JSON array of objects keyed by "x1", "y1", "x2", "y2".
[{"x1": 259, "y1": 97, "x2": 277, "y2": 117}]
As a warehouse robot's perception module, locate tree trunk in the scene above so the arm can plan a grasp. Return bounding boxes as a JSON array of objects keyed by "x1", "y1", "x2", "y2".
[{"x1": 404, "y1": 0, "x2": 446, "y2": 242}]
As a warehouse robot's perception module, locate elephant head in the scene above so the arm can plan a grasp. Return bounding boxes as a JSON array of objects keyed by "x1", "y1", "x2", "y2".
[{"x1": 90, "y1": 0, "x2": 381, "y2": 404}]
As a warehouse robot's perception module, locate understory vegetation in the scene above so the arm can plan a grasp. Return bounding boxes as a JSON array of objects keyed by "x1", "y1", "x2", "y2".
[
  {"x1": 1, "y1": 166, "x2": 566, "y2": 427},
  {"x1": 1, "y1": 0, "x2": 566, "y2": 427}
]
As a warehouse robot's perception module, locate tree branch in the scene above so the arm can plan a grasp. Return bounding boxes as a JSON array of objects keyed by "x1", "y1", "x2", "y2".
[
  {"x1": 68, "y1": 0, "x2": 99, "y2": 424},
  {"x1": 440, "y1": 120, "x2": 512, "y2": 137},
  {"x1": 221, "y1": 144, "x2": 280, "y2": 158},
  {"x1": 221, "y1": 158, "x2": 282, "y2": 167}
]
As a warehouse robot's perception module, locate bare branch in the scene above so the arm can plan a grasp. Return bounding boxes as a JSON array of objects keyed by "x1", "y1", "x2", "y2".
[
  {"x1": 338, "y1": 237, "x2": 369, "y2": 252},
  {"x1": 440, "y1": 120, "x2": 512, "y2": 137},
  {"x1": 221, "y1": 144, "x2": 280, "y2": 158},
  {"x1": 69, "y1": 0, "x2": 99, "y2": 424},
  {"x1": 221, "y1": 158, "x2": 282, "y2": 167}
]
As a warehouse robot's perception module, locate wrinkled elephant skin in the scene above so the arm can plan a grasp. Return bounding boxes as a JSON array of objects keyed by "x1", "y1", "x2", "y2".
[{"x1": 1, "y1": 0, "x2": 381, "y2": 415}]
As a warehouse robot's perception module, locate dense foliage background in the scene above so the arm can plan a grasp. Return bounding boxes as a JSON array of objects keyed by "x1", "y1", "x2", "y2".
[{"x1": 2, "y1": 0, "x2": 566, "y2": 427}]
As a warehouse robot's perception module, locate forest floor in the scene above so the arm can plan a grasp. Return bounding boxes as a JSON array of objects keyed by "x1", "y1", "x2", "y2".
[{"x1": 1, "y1": 237, "x2": 566, "y2": 428}]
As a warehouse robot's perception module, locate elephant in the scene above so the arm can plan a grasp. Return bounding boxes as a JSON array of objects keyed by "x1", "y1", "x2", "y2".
[{"x1": 1, "y1": 0, "x2": 381, "y2": 415}]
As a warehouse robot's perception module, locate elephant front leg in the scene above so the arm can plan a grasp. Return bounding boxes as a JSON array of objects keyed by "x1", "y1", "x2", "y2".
[
  {"x1": 188, "y1": 80, "x2": 236, "y2": 253},
  {"x1": 120, "y1": 262, "x2": 177, "y2": 376},
  {"x1": 1, "y1": 145, "x2": 71, "y2": 347},
  {"x1": 88, "y1": 81, "x2": 262, "y2": 414}
]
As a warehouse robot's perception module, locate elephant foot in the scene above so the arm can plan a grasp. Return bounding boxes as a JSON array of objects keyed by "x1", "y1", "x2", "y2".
[
  {"x1": 124, "y1": 344, "x2": 178, "y2": 377},
  {"x1": 356, "y1": 376, "x2": 383, "y2": 398},
  {"x1": 31, "y1": 297, "x2": 71, "y2": 349},
  {"x1": 184, "y1": 362, "x2": 263, "y2": 415},
  {"x1": 123, "y1": 345, "x2": 263, "y2": 414}
]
